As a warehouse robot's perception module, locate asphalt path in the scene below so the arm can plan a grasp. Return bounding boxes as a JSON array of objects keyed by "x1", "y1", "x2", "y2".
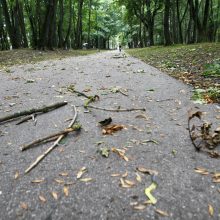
[{"x1": 0, "y1": 50, "x2": 219, "y2": 220}]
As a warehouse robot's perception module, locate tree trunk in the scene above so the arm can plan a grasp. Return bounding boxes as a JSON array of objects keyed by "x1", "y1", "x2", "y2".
[
  {"x1": 87, "y1": 0, "x2": 92, "y2": 48},
  {"x1": 58, "y1": 0, "x2": 64, "y2": 48},
  {"x1": 164, "y1": 0, "x2": 172, "y2": 45}
]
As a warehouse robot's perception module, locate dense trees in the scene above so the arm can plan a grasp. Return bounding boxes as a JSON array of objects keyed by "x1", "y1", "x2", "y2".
[{"x1": 0, "y1": 0, "x2": 219, "y2": 50}]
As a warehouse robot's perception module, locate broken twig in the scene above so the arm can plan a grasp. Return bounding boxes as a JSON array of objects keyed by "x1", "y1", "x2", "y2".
[
  {"x1": 16, "y1": 114, "x2": 37, "y2": 125},
  {"x1": 25, "y1": 106, "x2": 79, "y2": 174},
  {"x1": 0, "y1": 102, "x2": 67, "y2": 124},
  {"x1": 21, "y1": 127, "x2": 76, "y2": 151},
  {"x1": 86, "y1": 105, "x2": 145, "y2": 112}
]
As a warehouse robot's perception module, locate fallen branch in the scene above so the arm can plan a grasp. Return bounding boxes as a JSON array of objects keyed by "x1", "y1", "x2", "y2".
[
  {"x1": 25, "y1": 106, "x2": 79, "y2": 174},
  {"x1": 21, "y1": 127, "x2": 75, "y2": 151},
  {"x1": 86, "y1": 105, "x2": 146, "y2": 112},
  {"x1": 0, "y1": 102, "x2": 67, "y2": 124},
  {"x1": 16, "y1": 114, "x2": 37, "y2": 125}
]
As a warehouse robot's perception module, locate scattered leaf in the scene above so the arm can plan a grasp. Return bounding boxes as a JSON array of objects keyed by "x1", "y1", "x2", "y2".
[
  {"x1": 122, "y1": 171, "x2": 128, "y2": 178},
  {"x1": 51, "y1": 191, "x2": 58, "y2": 200},
  {"x1": 145, "y1": 182, "x2": 157, "y2": 205},
  {"x1": 59, "y1": 172, "x2": 69, "y2": 177},
  {"x1": 135, "y1": 173, "x2": 142, "y2": 183},
  {"x1": 133, "y1": 204, "x2": 147, "y2": 210},
  {"x1": 135, "y1": 114, "x2": 149, "y2": 120},
  {"x1": 20, "y1": 202, "x2": 28, "y2": 210},
  {"x1": 120, "y1": 178, "x2": 132, "y2": 188},
  {"x1": 31, "y1": 179, "x2": 44, "y2": 183},
  {"x1": 80, "y1": 178, "x2": 93, "y2": 182},
  {"x1": 14, "y1": 171, "x2": 20, "y2": 180},
  {"x1": 77, "y1": 167, "x2": 87, "y2": 179},
  {"x1": 136, "y1": 167, "x2": 158, "y2": 175},
  {"x1": 208, "y1": 204, "x2": 214, "y2": 216},
  {"x1": 124, "y1": 179, "x2": 135, "y2": 186},
  {"x1": 111, "y1": 173, "x2": 121, "y2": 177},
  {"x1": 99, "y1": 117, "x2": 112, "y2": 126},
  {"x1": 102, "y1": 124, "x2": 124, "y2": 135},
  {"x1": 155, "y1": 209, "x2": 169, "y2": 217},
  {"x1": 194, "y1": 167, "x2": 209, "y2": 175},
  {"x1": 63, "y1": 186, "x2": 69, "y2": 197},
  {"x1": 112, "y1": 148, "x2": 129, "y2": 161},
  {"x1": 97, "y1": 147, "x2": 110, "y2": 158},
  {"x1": 39, "y1": 195, "x2": 47, "y2": 203},
  {"x1": 54, "y1": 179, "x2": 65, "y2": 184}
]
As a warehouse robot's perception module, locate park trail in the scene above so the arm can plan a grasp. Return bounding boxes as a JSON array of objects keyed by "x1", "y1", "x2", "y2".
[{"x1": 0, "y1": 50, "x2": 219, "y2": 220}]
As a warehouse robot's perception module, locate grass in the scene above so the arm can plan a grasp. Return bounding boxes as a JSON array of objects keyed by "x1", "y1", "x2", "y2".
[
  {"x1": 126, "y1": 43, "x2": 220, "y2": 103},
  {"x1": 0, "y1": 48, "x2": 98, "y2": 70}
]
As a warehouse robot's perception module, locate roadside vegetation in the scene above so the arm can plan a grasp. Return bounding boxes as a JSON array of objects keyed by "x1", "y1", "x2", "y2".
[
  {"x1": 127, "y1": 43, "x2": 220, "y2": 103},
  {"x1": 0, "y1": 49, "x2": 97, "y2": 70}
]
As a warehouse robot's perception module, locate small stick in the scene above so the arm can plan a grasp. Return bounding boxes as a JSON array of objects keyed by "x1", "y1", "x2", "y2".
[
  {"x1": 0, "y1": 102, "x2": 67, "y2": 124},
  {"x1": 119, "y1": 90, "x2": 128, "y2": 96},
  {"x1": 25, "y1": 106, "x2": 78, "y2": 174},
  {"x1": 16, "y1": 114, "x2": 37, "y2": 125},
  {"x1": 21, "y1": 127, "x2": 75, "y2": 151},
  {"x1": 86, "y1": 105, "x2": 145, "y2": 112}
]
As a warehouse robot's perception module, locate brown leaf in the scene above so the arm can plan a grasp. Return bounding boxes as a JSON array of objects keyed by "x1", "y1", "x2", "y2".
[
  {"x1": 111, "y1": 173, "x2": 121, "y2": 177},
  {"x1": 135, "y1": 114, "x2": 149, "y2": 120},
  {"x1": 102, "y1": 124, "x2": 124, "y2": 135},
  {"x1": 122, "y1": 171, "x2": 128, "y2": 178},
  {"x1": 124, "y1": 179, "x2": 135, "y2": 186},
  {"x1": 208, "y1": 204, "x2": 214, "y2": 216},
  {"x1": 54, "y1": 179, "x2": 65, "y2": 184},
  {"x1": 194, "y1": 167, "x2": 209, "y2": 175},
  {"x1": 133, "y1": 204, "x2": 147, "y2": 210},
  {"x1": 120, "y1": 178, "x2": 132, "y2": 188},
  {"x1": 112, "y1": 148, "x2": 129, "y2": 161},
  {"x1": 188, "y1": 110, "x2": 203, "y2": 120},
  {"x1": 136, "y1": 173, "x2": 142, "y2": 183},
  {"x1": 51, "y1": 191, "x2": 58, "y2": 200},
  {"x1": 63, "y1": 186, "x2": 69, "y2": 197},
  {"x1": 80, "y1": 178, "x2": 93, "y2": 182},
  {"x1": 136, "y1": 167, "x2": 158, "y2": 175},
  {"x1": 155, "y1": 209, "x2": 169, "y2": 217},
  {"x1": 39, "y1": 195, "x2": 47, "y2": 203},
  {"x1": 31, "y1": 179, "x2": 44, "y2": 183},
  {"x1": 213, "y1": 173, "x2": 220, "y2": 178},
  {"x1": 59, "y1": 172, "x2": 69, "y2": 177},
  {"x1": 77, "y1": 167, "x2": 87, "y2": 179},
  {"x1": 20, "y1": 202, "x2": 28, "y2": 210},
  {"x1": 14, "y1": 171, "x2": 20, "y2": 180}
]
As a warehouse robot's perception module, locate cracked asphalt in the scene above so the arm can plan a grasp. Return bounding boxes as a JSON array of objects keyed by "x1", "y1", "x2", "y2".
[{"x1": 0, "y1": 50, "x2": 219, "y2": 220}]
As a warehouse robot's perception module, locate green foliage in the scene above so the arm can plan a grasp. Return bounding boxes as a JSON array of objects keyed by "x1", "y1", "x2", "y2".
[{"x1": 203, "y1": 60, "x2": 220, "y2": 77}]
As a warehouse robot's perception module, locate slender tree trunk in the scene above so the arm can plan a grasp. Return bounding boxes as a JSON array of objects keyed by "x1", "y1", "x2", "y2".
[
  {"x1": 58, "y1": 0, "x2": 64, "y2": 48},
  {"x1": 87, "y1": 0, "x2": 92, "y2": 48},
  {"x1": 64, "y1": 0, "x2": 73, "y2": 49},
  {"x1": 164, "y1": 0, "x2": 172, "y2": 45}
]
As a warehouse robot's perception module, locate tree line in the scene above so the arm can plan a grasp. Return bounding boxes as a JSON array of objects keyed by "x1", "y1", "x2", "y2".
[{"x1": 0, "y1": 0, "x2": 219, "y2": 51}]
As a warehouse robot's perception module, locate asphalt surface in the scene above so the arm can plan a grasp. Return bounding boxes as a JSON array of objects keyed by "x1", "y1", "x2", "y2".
[{"x1": 0, "y1": 50, "x2": 219, "y2": 220}]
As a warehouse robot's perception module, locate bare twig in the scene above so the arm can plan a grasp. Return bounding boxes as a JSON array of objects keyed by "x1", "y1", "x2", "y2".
[
  {"x1": 25, "y1": 106, "x2": 78, "y2": 174},
  {"x1": 86, "y1": 105, "x2": 145, "y2": 112},
  {"x1": 0, "y1": 102, "x2": 67, "y2": 124},
  {"x1": 118, "y1": 90, "x2": 128, "y2": 96},
  {"x1": 21, "y1": 127, "x2": 75, "y2": 151},
  {"x1": 16, "y1": 114, "x2": 37, "y2": 125}
]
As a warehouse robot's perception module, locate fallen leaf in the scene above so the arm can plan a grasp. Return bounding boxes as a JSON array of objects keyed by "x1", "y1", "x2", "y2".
[
  {"x1": 80, "y1": 178, "x2": 93, "y2": 182},
  {"x1": 145, "y1": 182, "x2": 157, "y2": 205},
  {"x1": 112, "y1": 148, "x2": 129, "y2": 161},
  {"x1": 155, "y1": 209, "x2": 169, "y2": 217},
  {"x1": 99, "y1": 117, "x2": 112, "y2": 126},
  {"x1": 63, "y1": 186, "x2": 69, "y2": 197},
  {"x1": 120, "y1": 178, "x2": 132, "y2": 188},
  {"x1": 65, "y1": 181, "x2": 75, "y2": 186},
  {"x1": 20, "y1": 202, "x2": 28, "y2": 210},
  {"x1": 31, "y1": 179, "x2": 44, "y2": 183},
  {"x1": 111, "y1": 173, "x2": 121, "y2": 177},
  {"x1": 14, "y1": 171, "x2": 20, "y2": 180},
  {"x1": 136, "y1": 167, "x2": 158, "y2": 175},
  {"x1": 102, "y1": 124, "x2": 124, "y2": 135},
  {"x1": 208, "y1": 204, "x2": 214, "y2": 216},
  {"x1": 59, "y1": 172, "x2": 69, "y2": 177},
  {"x1": 194, "y1": 167, "x2": 209, "y2": 175},
  {"x1": 188, "y1": 109, "x2": 203, "y2": 120},
  {"x1": 124, "y1": 179, "x2": 135, "y2": 186},
  {"x1": 213, "y1": 173, "x2": 220, "y2": 178},
  {"x1": 54, "y1": 179, "x2": 65, "y2": 184},
  {"x1": 77, "y1": 167, "x2": 87, "y2": 179},
  {"x1": 122, "y1": 171, "x2": 128, "y2": 178},
  {"x1": 135, "y1": 114, "x2": 149, "y2": 120},
  {"x1": 51, "y1": 191, "x2": 58, "y2": 200},
  {"x1": 39, "y1": 195, "x2": 47, "y2": 203},
  {"x1": 97, "y1": 147, "x2": 110, "y2": 158},
  {"x1": 133, "y1": 204, "x2": 147, "y2": 210},
  {"x1": 135, "y1": 173, "x2": 142, "y2": 183}
]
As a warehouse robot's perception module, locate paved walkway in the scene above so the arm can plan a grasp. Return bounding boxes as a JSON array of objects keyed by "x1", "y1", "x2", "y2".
[{"x1": 0, "y1": 51, "x2": 219, "y2": 220}]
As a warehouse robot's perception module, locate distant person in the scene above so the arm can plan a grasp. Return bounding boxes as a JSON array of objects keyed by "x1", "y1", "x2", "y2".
[{"x1": 119, "y1": 45, "x2": 122, "y2": 52}]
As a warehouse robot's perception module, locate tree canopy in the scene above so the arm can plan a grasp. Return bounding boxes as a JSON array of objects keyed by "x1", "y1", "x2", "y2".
[{"x1": 0, "y1": 0, "x2": 219, "y2": 50}]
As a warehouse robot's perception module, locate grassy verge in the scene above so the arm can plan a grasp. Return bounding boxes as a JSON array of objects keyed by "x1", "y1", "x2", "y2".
[
  {"x1": 126, "y1": 43, "x2": 220, "y2": 103},
  {"x1": 0, "y1": 49, "x2": 98, "y2": 70}
]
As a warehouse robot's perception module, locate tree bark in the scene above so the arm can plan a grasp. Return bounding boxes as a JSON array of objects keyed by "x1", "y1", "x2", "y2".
[{"x1": 164, "y1": 0, "x2": 172, "y2": 45}]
